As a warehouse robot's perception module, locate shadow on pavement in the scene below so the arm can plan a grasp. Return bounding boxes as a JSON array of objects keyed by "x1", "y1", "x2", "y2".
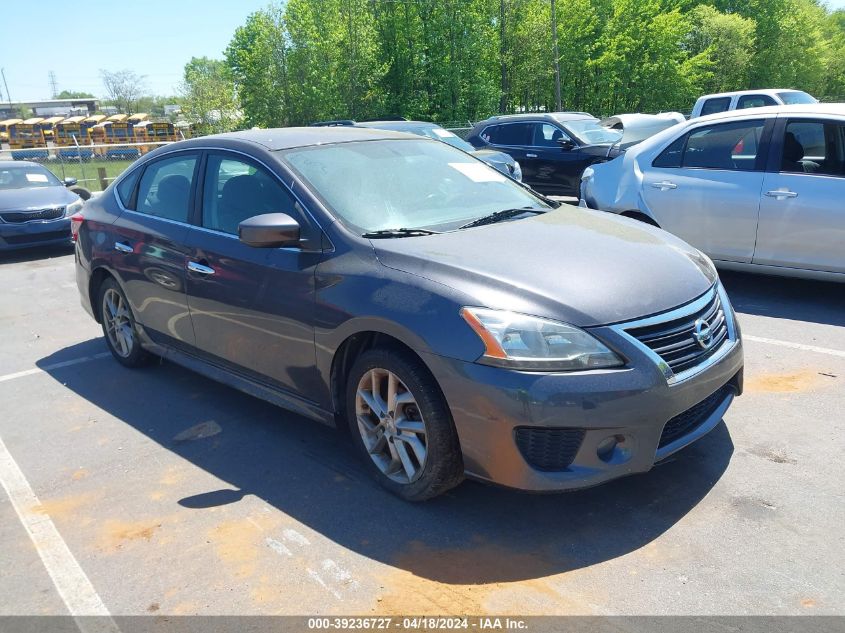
[
  {"x1": 720, "y1": 269, "x2": 845, "y2": 328},
  {"x1": 0, "y1": 243, "x2": 74, "y2": 265},
  {"x1": 38, "y1": 338, "x2": 734, "y2": 585}
]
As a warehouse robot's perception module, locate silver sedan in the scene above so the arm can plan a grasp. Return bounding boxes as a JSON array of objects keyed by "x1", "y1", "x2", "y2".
[{"x1": 581, "y1": 104, "x2": 845, "y2": 282}]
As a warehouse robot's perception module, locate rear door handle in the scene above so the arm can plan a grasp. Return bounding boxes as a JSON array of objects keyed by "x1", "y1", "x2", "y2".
[
  {"x1": 187, "y1": 261, "x2": 215, "y2": 275},
  {"x1": 526, "y1": 153, "x2": 538, "y2": 158},
  {"x1": 114, "y1": 241, "x2": 133, "y2": 253},
  {"x1": 650, "y1": 181, "x2": 678, "y2": 190},
  {"x1": 765, "y1": 190, "x2": 798, "y2": 199}
]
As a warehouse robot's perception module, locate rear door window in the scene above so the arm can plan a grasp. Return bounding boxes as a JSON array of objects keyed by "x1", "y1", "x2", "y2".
[
  {"x1": 136, "y1": 154, "x2": 198, "y2": 223},
  {"x1": 737, "y1": 94, "x2": 777, "y2": 110},
  {"x1": 681, "y1": 120, "x2": 766, "y2": 171},
  {"x1": 700, "y1": 97, "x2": 731, "y2": 116},
  {"x1": 481, "y1": 123, "x2": 532, "y2": 146},
  {"x1": 781, "y1": 120, "x2": 845, "y2": 177}
]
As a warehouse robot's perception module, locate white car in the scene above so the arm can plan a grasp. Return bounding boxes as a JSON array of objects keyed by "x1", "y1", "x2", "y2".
[
  {"x1": 690, "y1": 89, "x2": 817, "y2": 118},
  {"x1": 580, "y1": 104, "x2": 845, "y2": 282}
]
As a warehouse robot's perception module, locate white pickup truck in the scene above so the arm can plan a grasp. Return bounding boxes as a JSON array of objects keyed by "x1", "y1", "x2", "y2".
[{"x1": 690, "y1": 89, "x2": 817, "y2": 118}]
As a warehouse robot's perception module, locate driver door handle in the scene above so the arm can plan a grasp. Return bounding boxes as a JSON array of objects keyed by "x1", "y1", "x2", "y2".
[
  {"x1": 526, "y1": 153, "x2": 538, "y2": 158},
  {"x1": 187, "y1": 261, "x2": 215, "y2": 275},
  {"x1": 114, "y1": 241, "x2": 133, "y2": 253},
  {"x1": 765, "y1": 190, "x2": 798, "y2": 199},
  {"x1": 650, "y1": 181, "x2": 678, "y2": 190}
]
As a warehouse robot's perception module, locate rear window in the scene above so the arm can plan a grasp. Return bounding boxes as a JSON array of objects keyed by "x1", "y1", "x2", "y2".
[
  {"x1": 777, "y1": 91, "x2": 817, "y2": 105},
  {"x1": 700, "y1": 97, "x2": 731, "y2": 116}
]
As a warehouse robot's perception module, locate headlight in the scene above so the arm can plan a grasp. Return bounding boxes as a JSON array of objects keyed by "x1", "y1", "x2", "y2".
[
  {"x1": 511, "y1": 161, "x2": 523, "y2": 182},
  {"x1": 460, "y1": 307, "x2": 624, "y2": 371},
  {"x1": 66, "y1": 199, "x2": 83, "y2": 216}
]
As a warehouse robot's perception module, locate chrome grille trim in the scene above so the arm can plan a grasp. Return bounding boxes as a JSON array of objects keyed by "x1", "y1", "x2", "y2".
[
  {"x1": 0, "y1": 207, "x2": 65, "y2": 224},
  {"x1": 610, "y1": 284, "x2": 738, "y2": 385}
]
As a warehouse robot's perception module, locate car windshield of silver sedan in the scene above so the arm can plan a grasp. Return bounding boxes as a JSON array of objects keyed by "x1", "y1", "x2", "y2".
[
  {"x1": 281, "y1": 139, "x2": 548, "y2": 234},
  {"x1": 563, "y1": 119, "x2": 623, "y2": 145},
  {"x1": 0, "y1": 165, "x2": 62, "y2": 190}
]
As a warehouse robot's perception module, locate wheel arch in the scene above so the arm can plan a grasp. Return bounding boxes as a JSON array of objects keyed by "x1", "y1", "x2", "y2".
[
  {"x1": 88, "y1": 266, "x2": 117, "y2": 323},
  {"x1": 620, "y1": 210, "x2": 661, "y2": 227}
]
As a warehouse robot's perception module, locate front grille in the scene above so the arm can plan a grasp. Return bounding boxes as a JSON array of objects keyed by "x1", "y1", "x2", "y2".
[
  {"x1": 0, "y1": 207, "x2": 65, "y2": 223},
  {"x1": 626, "y1": 290, "x2": 729, "y2": 375},
  {"x1": 4, "y1": 230, "x2": 71, "y2": 245},
  {"x1": 659, "y1": 385, "x2": 732, "y2": 448},
  {"x1": 515, "y1": 427, "x2": 585, "y2": 471}
]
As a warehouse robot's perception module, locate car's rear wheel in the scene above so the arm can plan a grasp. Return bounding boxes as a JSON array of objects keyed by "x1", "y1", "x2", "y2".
[
  {"x1": 346, "y1": 348, "x2": 463, "y2": 501},
  {"x1": 98, "y1": 278, "x2": 149, "y2": 368}
]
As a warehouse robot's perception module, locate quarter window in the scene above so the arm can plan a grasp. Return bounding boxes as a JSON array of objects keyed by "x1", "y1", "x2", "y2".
[
  {"x1": 116, "y1": 168, "x2": 141, "y2": 209},
  {"x1": 202, "y1": 155, "x2": 299, "y2": 235},
  {"x1": 136, "y1": 154, "x2": 198, "y2": 223}
]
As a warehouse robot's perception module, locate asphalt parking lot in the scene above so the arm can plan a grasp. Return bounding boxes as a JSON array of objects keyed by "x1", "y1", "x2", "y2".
[{"x1": 1, "y1": 244, "x2": 843, "y2": 617}]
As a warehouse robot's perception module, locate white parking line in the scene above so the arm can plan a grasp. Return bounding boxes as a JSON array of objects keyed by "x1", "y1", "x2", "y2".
[
  {"x1": 0, "y1": 435, "x2": 119, "y2": 632},
  {"x1": 0, "y1": 352, "x2": 110, "y2": 384},
  {"x1": 744, "y1": 335, "x2": 845, "y2": 359}
]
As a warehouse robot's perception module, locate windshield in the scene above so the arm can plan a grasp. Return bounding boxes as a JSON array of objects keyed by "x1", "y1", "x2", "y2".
[
  {"x1": 777, "y1": 91, "x2": 817, "y2": 105},
  {"x1": 0, "y1": 164, "x2": 62, "y2": 190},
  {"x1": 561, "y1": 119, "x2": 623, "y2": 145},
  {"x1": 281, "y1": 139, "x2": 547, "y2": 233},
  {"x1": 418, "y1": 126, "x2": 475, "y2": 152}
]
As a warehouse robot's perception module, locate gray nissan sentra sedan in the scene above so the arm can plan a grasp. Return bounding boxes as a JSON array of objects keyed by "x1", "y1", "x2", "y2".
[{"x1": 73, "y1": 127, "x2": 743, "y2": 500}]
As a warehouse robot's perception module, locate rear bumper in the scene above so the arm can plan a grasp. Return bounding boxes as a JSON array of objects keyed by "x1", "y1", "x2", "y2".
[
  {"x1": 422, "y1": 324, "x2": 743, "y2": 492},
  {"x1": 0, "y1": 218, "x2": 72, "y2": 251}
]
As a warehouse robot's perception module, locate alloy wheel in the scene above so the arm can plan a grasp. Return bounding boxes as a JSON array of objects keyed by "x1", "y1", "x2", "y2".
[
  {"x1": 102, "y1": 288, "x2": 135, "y2": 358},
  {"x1": 355, "y1": 368, "x2": 428, "y2": 484}
]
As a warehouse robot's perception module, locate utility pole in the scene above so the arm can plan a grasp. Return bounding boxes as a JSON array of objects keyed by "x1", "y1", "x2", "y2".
[
  {"x1": 49, "y1": 71, "x2": 59, "y2": 98},
  {"x1": 550, "y1": 0, "x2": 562, "y2": 112},
  {"x1": 1, "y1": 68, "x2": 12, "y2": 117}
]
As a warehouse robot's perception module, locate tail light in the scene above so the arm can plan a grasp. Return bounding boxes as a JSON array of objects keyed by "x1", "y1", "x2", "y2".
[{"x1": 70, "y1": 212, "x2": 84, "y2": 242}]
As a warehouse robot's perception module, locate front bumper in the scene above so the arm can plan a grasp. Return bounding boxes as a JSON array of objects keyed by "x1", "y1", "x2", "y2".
[
  {"x1": 421, "y1": 298, "x2": 744, "y2": 492},
  {"x1": 0, "y1": 217, "x2": 72, "y2": 251}
]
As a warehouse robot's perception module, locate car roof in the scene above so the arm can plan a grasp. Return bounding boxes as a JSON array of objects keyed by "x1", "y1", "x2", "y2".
[
  {"x1": 695, "y1": 88, "x2": 809, "y2": 101},
  {"x1": 478, "y1": 112, "x2": 594, "y2": 124},
  {"x1": 0, "y1": 160, "x2": 46, "y2": 168},
  {"x1": 358, "y1": 120, "x2": 440, "y2": 129},
  {"x1": 695, "y1": 103, "x2": 845, "y2": 122},
  {"x1": 176, "y1": 126, "x2": 417, "y2": 151}
]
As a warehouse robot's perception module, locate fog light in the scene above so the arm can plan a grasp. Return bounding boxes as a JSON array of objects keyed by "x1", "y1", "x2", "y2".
[{"x1": 597, "y1": 434, "x2": 631, "y2": 464}]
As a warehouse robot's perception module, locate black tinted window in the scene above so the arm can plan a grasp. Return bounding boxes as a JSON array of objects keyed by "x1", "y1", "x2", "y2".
[
  {"x1": 653, "y1": 136, "x2": 686, "y2": 168},
  {"x1": 682, "y1": 120, "x2": 765, "y2": 171},
  {"x1": 481, "y1": 123, "x2": 532, "y2": 146},
  {"x1": 530, "y1": 123, "x2": 567, "y2": 147},
  {"x1": 136, "y1": 155, "x2": 197, "y2": 223},
  {"x1": 700, "y1": 97, "x2": 731, "y2": 116},
  {"x1": 202, "y1": 155, "x2": 298, "y2": 235},
  {"x1": 737, "y1": 94, "x2": 776, "y2": 109},
  {"x1": 116, "y1": 168, "x2": 141, "y2": 209}
]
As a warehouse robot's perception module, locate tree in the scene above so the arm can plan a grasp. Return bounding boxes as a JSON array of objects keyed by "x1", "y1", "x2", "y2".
[
  {"x1": 55, "y1": 90, "x2": 95, "y2": 99},
  {"x1": 685, "y1": 5, "x2": 756, "y2": 95},
  {"x1": 100, "y1": 69, "x2": 147, "y2": 114},
  {"x1": 180, "y1": 57, "x2": 240, "y2": 134}
]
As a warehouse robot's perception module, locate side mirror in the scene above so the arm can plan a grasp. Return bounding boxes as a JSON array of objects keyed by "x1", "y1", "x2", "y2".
[
  {"x1": 64, "y1": 177, "x2": 78, "y2": 187},
  {"x1": 556, "y1": 138, "x2": 576, "y2": 150},
  {"x1": 238, "y1": 213, "x2": 300, "y2": 248}
]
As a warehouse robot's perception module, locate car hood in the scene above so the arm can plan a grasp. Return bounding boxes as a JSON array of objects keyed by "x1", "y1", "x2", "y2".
[
  {"x1": 0, "y1": 186, "x2": 79, "y2": 212},
  {"x1": 372, "y1": 206, "x2": 717, "y2": 327}
]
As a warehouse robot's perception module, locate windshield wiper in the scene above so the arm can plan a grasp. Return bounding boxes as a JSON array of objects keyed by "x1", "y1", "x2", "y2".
[
  {"x1": 458, "y1": 207, "x2": 546, "y2": 230},
  {"x1": 362, "y1": 228, "x2": 439, "y2": 238}
]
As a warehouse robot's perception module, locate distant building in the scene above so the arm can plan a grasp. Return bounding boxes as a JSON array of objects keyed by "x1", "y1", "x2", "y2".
[
  {"x1": 0, "y1": 98, "x2": 98, "y2": 118},
  {"x1": 164, "y1": 104, "x2": 182, "y2": 117}
]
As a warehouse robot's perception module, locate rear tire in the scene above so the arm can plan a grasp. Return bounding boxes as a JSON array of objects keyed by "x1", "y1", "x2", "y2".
[
  {"x1": 345, "y1": 347, "x2": 464, "y2": 501},
  {"x1": 98, "y1": 278, "x2": 150, "y2": 368}
]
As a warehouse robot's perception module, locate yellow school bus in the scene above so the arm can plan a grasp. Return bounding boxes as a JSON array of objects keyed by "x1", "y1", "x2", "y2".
[
  {"x1": 9, "y1": 118, "x2": 48, "y2": 159},
  {"x1": 37, "y1": 116, "x2": 66, "y2": 141},
  {"x1": 0, "y1": 118, "x2": 23, "y2": 143}
]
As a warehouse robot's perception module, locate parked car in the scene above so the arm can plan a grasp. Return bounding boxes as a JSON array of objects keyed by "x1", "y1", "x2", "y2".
[
  {"x1": 581, "y1": 104, "x2": 845, "y2": 281},
  {"x1": 690, "y1": 89, "x2": 817, "y2": 118},
  {"x1": 73, "y1": 127, "x2": 743, "y2": 500},
  {"x1": 0, "y1": 161, "x2": 83, "y2": 251},
  {"x1": 466, "y1": 112, "x2": 628, "y2": 197},
  {"x1": 356, "y1": 120, "x2": 522, "y2": 181}
]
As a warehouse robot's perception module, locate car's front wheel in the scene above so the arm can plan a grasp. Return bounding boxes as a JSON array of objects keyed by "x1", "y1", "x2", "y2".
[
  {"x1": 346, "y1": 348, "x2": 464, "y2": 501},
  {"x1": 98, "y1": 278, "x2": 150, "y2": 368}
]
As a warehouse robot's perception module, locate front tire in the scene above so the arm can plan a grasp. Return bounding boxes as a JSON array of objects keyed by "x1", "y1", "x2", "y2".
[
  {"x1": 98, "y1": 278, "x2": 150, "y2": 368},
  {"x1": 345, "y1": 348, "x2": 464, "y2": 501}
]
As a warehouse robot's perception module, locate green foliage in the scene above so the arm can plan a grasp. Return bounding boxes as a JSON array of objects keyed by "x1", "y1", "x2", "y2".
[
  {"x1": 223, "y1": 0, "x2": 842, "y2": 126},
  {"x1": 55, "y1": 90, "x2": 95, "y2": 99},
  {"x1": 180, "y1": 57, "x2": 240, "y2": 134}
]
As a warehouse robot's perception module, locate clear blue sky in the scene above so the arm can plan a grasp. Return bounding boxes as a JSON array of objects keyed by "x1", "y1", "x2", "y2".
[
  {"x1": 1, "y1": 0, "x2": 844, "y2": 102},
  {"x1": 0, "y1": 0, "x2": 270, "y2": 101}
]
